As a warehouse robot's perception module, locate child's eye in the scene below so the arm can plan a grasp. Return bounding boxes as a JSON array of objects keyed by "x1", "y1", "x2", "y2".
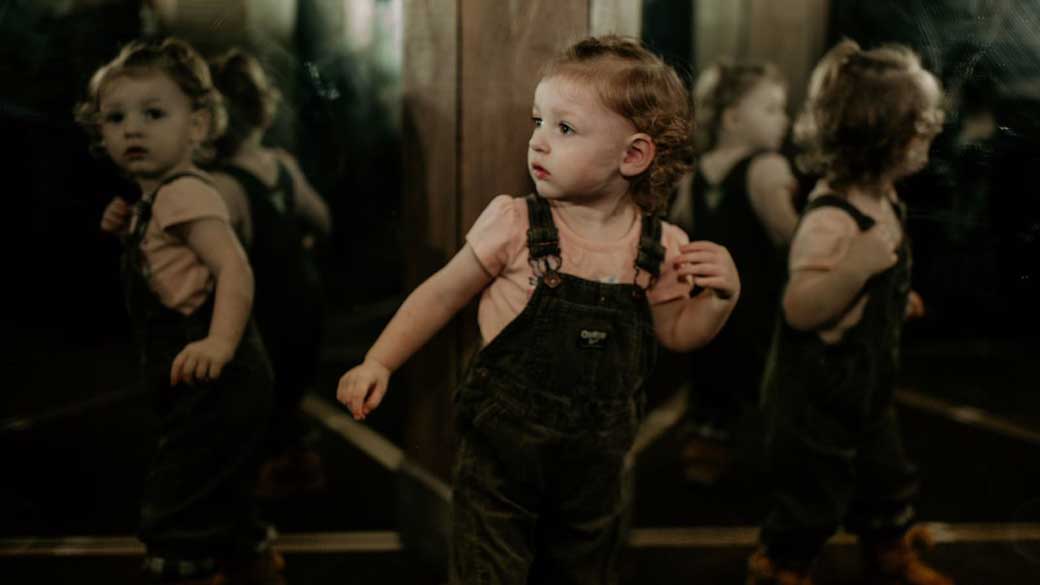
[
  {"x1": 145, "y1": 108, "x2": 166, "y2": 120},
  {"x1": 102, "y1": 112, "x2": 124, "y2": 124},
  {"x1": 532, "y1": 117, "x2": 542, "y2": 127},
  {"x1": 558, "y1": 123, "x2": 574, "y2": 135}
]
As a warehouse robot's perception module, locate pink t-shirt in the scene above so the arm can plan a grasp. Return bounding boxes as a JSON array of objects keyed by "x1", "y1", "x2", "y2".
[
  {"x1": 130, "y1": 176, "x2": 231, "y2": 315},
  {"x1": 466, "y1": 195, "x2": 693, "y2": 345}
]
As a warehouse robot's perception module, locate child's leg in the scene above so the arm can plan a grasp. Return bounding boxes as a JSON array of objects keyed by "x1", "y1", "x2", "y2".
[
  {"x1": 528, "y1": 435, "x2": 632, "y2": 585},
  {"x1": 139, "y1": 333, "x2": 274, "y2": 580},
  {"x1": 847, "y1": 409, "x2": 953, "y2": 585},
  {"x1": 451, "y1": 429, "x2": 540, "y2": 585},
  {"x1": 757, "y1": 418, "x2": 858, "y2": 572},
  {"x1": 846, "y1": 407, "x2": 919, "y2": 541}
]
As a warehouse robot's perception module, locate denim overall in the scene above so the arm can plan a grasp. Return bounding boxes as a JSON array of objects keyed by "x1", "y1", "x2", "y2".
[
  {"x1": 124, "y1": 173, "x2": 275, "y2": 580},
  {"x1": 217, "y1": 162, "x2": 323, "y2": 453},
  {"x1": 451, "y1": 194, "x2": 663, "y2": 585},
  {"x1": 759, "y1": 194, "x2": 918, "y2": 569},
  {"x1": 686, "y1": 151, "x2": 784, "y2": 439}
]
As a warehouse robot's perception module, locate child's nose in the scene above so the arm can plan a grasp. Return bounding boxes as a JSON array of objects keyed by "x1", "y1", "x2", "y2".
[
  {"x1": 529, "y1": 130, "x2": 549, "y2": 153},
  {"x1": 123, "y1": 113, "x2": 144, "y2": 135}
]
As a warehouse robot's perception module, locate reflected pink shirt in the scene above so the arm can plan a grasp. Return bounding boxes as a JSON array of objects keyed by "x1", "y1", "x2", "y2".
[
  {"x1": 466, "y1": 195, "x2": 693, "y2": 345},
  {"x1": 130, "y1": 178, "x2": 231, "y2": 315}
]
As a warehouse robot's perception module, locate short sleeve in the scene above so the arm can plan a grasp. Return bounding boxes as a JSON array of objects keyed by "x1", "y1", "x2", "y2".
[
  {"x1": 789, "y1": 207, "x2": 858, "y2": 273},
  {"x1": 465, "y1": 195, "x2": 525, "y2": 277},
  {"x1": 152, "y1": 177, "x2": 230, "y2": 231},
  {"x1": 647, "y1": 221, "x2": 693, "y2": 305}
]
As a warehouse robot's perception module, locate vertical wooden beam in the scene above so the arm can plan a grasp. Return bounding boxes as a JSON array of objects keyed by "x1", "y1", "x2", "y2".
[
  {"x1": 745, "y1": 0, "x2": 829, "y2": 109},
  {"x1": 401, "y1": 0, "x2": 460, "y2": 483},
  {"x1": 458, "y1": 0, "x2": 589, "y2": 233},
  {"x1": 694, "y1": 0, "x2": 830, "y2": 110}
]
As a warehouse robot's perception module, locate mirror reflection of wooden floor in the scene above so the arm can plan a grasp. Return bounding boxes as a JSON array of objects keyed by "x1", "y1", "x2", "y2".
[{"x1": 3, "y1": 332, "x2": 1039, "y2": 584}]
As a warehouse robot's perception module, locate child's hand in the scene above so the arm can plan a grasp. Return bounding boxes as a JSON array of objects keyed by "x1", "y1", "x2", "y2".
[
  {"x1": 100, "y1": 197, "x2": 131, "y2": 235},
  {"x1": 672, "y1": 241, "x2": 740, "y2": 301},
  {"x1": 906, "y1": 290, "x2": 925, "y2": 320},
  {"x1": 336, "y1": 358, "x2": 391, "y2": 421},
  {"x1": 170, "y1": 336, "x2": 236, "y2": 386},
  {"x1": 846, "y1": 223, "x2": 898, "y2": 276}
]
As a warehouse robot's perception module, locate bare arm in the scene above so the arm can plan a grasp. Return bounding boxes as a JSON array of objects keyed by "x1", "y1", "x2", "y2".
[
  {"x1": 747, "y1": 153, "x2": 799, "y2": 246},
  {"x1": 208, "y1": 172, "x2": 253, "y2": 247},
  {"x1": 652, "y1": 240, "x2": 740, "y2": 352},
  {"x1": 168, "y1": 217, "x2": 255, "y2": 385},
  {"x1": 782, "y1": 212, "x2": 896, "y2": 331},
  {"x1": 337, "y1": 243, "x2": 493, "y2": 419},
  {"x1": 277, "y1": 149, "x2": 332, "y2": 237}
]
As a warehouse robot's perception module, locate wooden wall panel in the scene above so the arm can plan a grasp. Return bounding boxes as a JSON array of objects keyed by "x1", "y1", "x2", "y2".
[
  {"x1": 458, "y1": 0, "x2": 589, "y2": 233},
  {"x1": 401, "y1": 0, "x2": 460, "y2": 480},
  {"x1": 695, "y1": 0, "x2": 830, "y2": 110}
]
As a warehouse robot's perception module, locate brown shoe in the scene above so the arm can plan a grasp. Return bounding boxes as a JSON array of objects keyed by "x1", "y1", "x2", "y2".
[
  {"x1": 256, "y1": 448, "x2": 326, "y2": 499},
  {"x1": 861, "y1": 526, "x2": 954, "y2": 585},
  {"x1": 680, "y1": 434, "x2": 732, "y2": 485},
  {"x1": 214, "y1": 549, "x2": 287, "y2": 585},
  {"x1": 746, "y1": 549, "x2": 814, "y2": 585}
]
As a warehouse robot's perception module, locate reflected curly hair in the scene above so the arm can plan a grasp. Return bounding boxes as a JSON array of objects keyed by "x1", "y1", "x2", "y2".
[
  {"x1": 794, "y1": 39, "x2": 944, "y2": 190},
  {"x1": 75, "y1": 37, "x2": 227, "y2": 164},
  {"x1": 209, "y1": 48, "x2": 282, "y2": 160},
  {"x1": 542, "y1": 35, "x2": 693, "y2": 214},
  {"x1": 692, "y1": 61, "x2": 785, "y2": 153}
]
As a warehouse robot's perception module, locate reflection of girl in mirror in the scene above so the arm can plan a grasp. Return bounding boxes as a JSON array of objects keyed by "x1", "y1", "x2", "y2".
[
  {"x1": 669, "y1": 61, "x2": 799, "y2": 485},
  {"x1": 208, "y1": 48, "x2": 332, "y2": 500},
  {"x1": 337, "y1": 35, "x2": 739, "y2": 583},
  {"x1": 80, "y1": 38, "x2": 284, "y2": 584},
  {"x1": 748, "y1": 40, "x2": 951, "y2": 585}
]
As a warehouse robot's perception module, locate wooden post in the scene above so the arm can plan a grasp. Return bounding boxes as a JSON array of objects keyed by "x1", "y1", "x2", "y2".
[
  {"x1": 399, "y1": 0, "x2": 633, "y2": 569},
  {"x1": 695, "y1": 0, "x2": 830, "y2": 110}
]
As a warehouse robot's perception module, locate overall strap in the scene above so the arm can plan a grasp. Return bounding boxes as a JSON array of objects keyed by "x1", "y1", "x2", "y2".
[
  {"x1": 524, "y1": 193, "x2": 562, "y2": 286},
  {"x1": 635, "y1": 213, "x2": 664, "y2": 282},
  {"x1": 132, "y1": 172, "x2": 212, "y2": 236},
  {"x1": 216, "y1": 165, "x2": 266, "y2": 197},
  {"x1": 525, "y1": 193, "x2": 560, "y2": 259},
  {"x1": 803, "y1": 193, "x2": 876, "y2": 231}
]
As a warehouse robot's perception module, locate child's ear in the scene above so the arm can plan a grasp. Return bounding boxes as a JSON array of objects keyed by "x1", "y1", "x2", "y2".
[
  {"x1": 721, "y1": 107, "x2": 740, "y2": 132},
  {"x1": 189, "y1": 109, "x2": 211, "y2": 145},
  {"x1": 621, "y1": 133, "x2": 655, "y2": 177}
]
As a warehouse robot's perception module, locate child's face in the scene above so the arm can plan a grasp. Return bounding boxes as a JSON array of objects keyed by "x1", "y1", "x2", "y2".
[
  {"x1": 528, "y1": 75, "x2": 640, "y2": 202},
  {"x1": 898, "y1": 72, "x2": 944, "y2": 177},
  {"x1": 727, "y1": 80, "x2": 788, "y2": 151},
  {"x1": 98, "y1": 71, "x2": 206, "y2": 185}
]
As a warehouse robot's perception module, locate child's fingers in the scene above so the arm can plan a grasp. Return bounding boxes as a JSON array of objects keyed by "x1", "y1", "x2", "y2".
[
  {"x1": 679, "y1": 240, "x2": 723, "y2": 253},
  {"x1": 194, "y1": 358, "x2": 211, "y2": 383},
  {"x1": 673, "y1": 251, "x2": 719, "y2": 267},
  {"x1": 208, "y1": 360, "x2": 224, "y2": 381},
  {"x1": 170, "y1": 351, "x2": 187, "y2": 386},
  {"x1": 675, "y1": 261, "x2": 724, "y2": 278},
  {"x1": 363, "y1": 380, "x2": 388, "y2": 414}
]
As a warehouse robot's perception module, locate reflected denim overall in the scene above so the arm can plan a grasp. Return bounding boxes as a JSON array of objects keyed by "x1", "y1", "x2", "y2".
[
  {"x1": 216, "y1": 163, "x2": 323, "y2": 452},
  {"x1": 759, "y1": 194, "x2": 918, "y2": 569},
  {"x1": 451, "y1": 194, "x2": 663, "y2": 585},
  {"x1": 123, "y1": 174, "x2": 275, "y2": 580}
]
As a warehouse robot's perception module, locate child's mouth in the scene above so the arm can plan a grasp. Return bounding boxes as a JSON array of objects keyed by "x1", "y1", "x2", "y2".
[
  {"x1": 125, "y1": 147, "x2": 147, "y2": 159},
  {"x1": 531, "y1": 164, "x2": 549, "y2": 179}
]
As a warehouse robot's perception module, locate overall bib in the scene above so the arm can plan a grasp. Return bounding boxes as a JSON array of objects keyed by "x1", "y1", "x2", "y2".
[
  {"x1": 124, "y1": 173, "x2": 275, "y2": 579},
  {"x1": 217, "y1": 162, "x2": 323, "y2": 452},
  {"x1": 451, "y1": 194, "x2": 663, "y2": 585},
  {"x1": 759, "y1": 194, "x2": 918, "y2": 568}
]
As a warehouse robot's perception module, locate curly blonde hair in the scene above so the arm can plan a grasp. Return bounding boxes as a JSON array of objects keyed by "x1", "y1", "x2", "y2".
[
  {"x1": 794, "y1": 39, "x2": 945, "y2": 190},
  {"x1": 541, "y1": 35, "x2": 693, "y2": 214},
  {"x1": 692, "y1": 61, "x2": 785, "y2": 153},
  {"x1": 75, "y1": 38, "x2": 227, "y2": 164}
]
